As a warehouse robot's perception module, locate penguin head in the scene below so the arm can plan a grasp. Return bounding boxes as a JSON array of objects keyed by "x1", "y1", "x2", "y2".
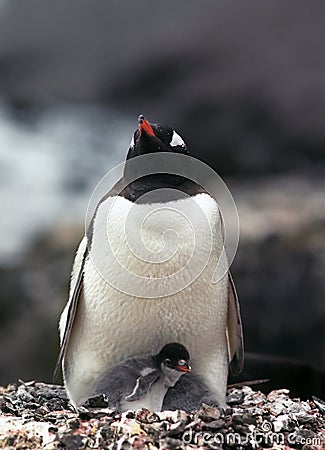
[
  {"x1": 126, "y1": 115, "x2": 189, "y2": 160},
  {"x1": 157, "y1": 343, "x2": 191, "y2": 374}
]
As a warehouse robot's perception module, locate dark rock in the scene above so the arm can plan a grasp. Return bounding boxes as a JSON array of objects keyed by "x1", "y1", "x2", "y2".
[
  {"x1": 312, "y1": 396, "x2": 325, "y2": 414},
  {"x1": 66, "y1": 418, "x2": 80, "y2": 431},
  {"x1": 159, "y1": 436, "x2": 184, "y2": 449},
  {"x1": 226, "y1": 391, "x2": 245, "y2": 406},
  {"x1": 198, "y1": 404, "x2": 221, "y2": 421},
  {"x1": 84, "y1": 394, "x2": 109, "y2": 408},
  {"x1": 56, "y1": 432, "x2": 84, "y2": 450},
  {"x1": 202, "y1": 419, "x2": 225, "y2": 431}
]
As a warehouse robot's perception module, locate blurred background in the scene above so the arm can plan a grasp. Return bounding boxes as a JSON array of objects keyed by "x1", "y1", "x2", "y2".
[{"x1": 0, "y1": 0, "x2": 324, "y2": 398}]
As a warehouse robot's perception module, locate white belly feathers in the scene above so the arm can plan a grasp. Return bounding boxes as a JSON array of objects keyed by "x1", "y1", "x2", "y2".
[{"x1": 63, "y1": 193, "x2": 229, "y2": 406}]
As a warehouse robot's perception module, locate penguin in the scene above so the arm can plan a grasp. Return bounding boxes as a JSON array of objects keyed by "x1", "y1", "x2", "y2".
[
  {"x1": 86, "y1": 343, "x2": 191, "y2": 412},
  {"x1": 162, "y1": 372, "x2": 219, "y2": 413},
  {"x1": 55, "y1": 115, "x2": 244, "y2": 408}
]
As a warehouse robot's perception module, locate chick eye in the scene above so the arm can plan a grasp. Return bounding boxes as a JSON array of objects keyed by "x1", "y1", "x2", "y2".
[
  {"x1": 170, "y1": 130, "x2": 185, "y2": 148},
  {"x1": 164, "y1": 358, "x2": 172, "y2": 367}
]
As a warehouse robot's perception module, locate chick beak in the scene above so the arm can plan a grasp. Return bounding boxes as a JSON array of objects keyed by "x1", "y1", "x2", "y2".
[
  {"x1": 138, "y1": 114, "x2": 155, "y2": 136},
  {"x1": 176, "y1": 359, "x2": 191, "y2": 373}
]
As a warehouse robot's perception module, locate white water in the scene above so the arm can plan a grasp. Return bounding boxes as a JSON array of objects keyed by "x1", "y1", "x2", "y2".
[{"x1": 0, "y1": 104, "x2": 132, "y2": 264}]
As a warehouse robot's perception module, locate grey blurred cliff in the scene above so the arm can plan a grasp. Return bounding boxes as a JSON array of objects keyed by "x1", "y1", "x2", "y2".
[{"x1": 0, "y1": 0, "x2": 324, "y2": 397}]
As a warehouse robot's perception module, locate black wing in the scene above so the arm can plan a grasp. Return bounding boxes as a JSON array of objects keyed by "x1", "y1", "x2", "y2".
[
  {"x1": 227, "y1": 271, "x2": 244, "y2": 375},
  {"x1": 53, "y1": 241, "x2": 88, "y2": 380},
  {"x1": 124, "y1": 370, "x2": 160, "y2": 402},
  {"x1": 217, "y1": 207, "x2": 244, "y2": 375}
]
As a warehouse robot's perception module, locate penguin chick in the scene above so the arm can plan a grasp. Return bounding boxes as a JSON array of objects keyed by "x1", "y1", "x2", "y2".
[
  {"x1": 87, "y1": 343, "x2": 191, "y2": 412},
  {"x1": 162, "y1": 372, "x2": 219, "y2": 413}
]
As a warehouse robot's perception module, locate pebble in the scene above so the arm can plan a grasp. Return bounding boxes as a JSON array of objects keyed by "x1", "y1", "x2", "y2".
[{"x1": 0, "y1": 381, "x2": 324, "y2": 449}]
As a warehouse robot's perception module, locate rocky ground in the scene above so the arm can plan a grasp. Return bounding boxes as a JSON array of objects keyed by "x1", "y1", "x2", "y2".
[{"x1": 0, "y1": 381, "x2": 324, "y2": 449}]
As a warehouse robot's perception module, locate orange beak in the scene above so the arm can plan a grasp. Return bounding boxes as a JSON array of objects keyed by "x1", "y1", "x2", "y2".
[
  {"x1": 138, "y1": 115, "x2": 155, "y2": 136},
  {"x1": 176, "y1": 360, "x2": 191, "y2": 372}
]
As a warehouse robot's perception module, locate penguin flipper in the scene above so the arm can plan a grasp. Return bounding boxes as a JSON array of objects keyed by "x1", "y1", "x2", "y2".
[
  {"x1": 227, "y1": 272, "x2": 244, "y2": 376},
  {"x1": 125, "y1": 371, "x2": 160, "y2": 402},
  {"x1": 53, "y1": 237, "x2": 88, "y2": 380}
]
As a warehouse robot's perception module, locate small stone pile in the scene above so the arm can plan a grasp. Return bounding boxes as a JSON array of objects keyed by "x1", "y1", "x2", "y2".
[{"x1": 0, "y1": 380, "x2": 324, "y2": 449}]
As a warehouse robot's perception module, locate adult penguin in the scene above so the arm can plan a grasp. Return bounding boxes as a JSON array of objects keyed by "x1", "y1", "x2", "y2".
[{"x1": 55, "y1": 115, "x2": 244, "y2": 408}]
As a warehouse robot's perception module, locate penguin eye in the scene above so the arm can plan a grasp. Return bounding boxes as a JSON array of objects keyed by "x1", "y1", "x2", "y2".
[{"x1": 164, "y1": 358, "x2": 172, "y2": 367}]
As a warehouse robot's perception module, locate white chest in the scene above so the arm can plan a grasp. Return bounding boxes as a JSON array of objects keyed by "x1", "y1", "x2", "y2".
[
  {"x1": 120, "y1": 380, "x2": 167, "y2": 412},
  {"x1": 64, "y1": 193, "x2": 229, "y2": 406},
  {"x1": 89, "y1": 193, "x2": 222, "y2": 297}
]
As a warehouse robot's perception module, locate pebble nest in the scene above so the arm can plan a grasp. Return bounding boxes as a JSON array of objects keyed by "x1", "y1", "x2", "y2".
[{"x1": 0, "y1": 381, "x2": 324, "y2": 449}]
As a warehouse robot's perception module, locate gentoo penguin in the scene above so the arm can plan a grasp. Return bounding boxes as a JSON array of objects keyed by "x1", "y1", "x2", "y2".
[
  {"x1": 87, "y1": 343, "x2": 191, "y2": 412},
  {"x1": 55, "y1": 115, "x2": 244, "y2": 408}
]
